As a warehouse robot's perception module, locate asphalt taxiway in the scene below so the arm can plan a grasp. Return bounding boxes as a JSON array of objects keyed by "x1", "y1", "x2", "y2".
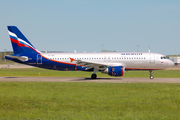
[{"x1": 0, "y1": 77, "x2": 180, "y2": 83}]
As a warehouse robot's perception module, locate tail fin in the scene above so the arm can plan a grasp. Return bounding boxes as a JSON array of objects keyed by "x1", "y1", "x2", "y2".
[{"x1": 7, "y1": 26, "x2": 40, "y2": 54}]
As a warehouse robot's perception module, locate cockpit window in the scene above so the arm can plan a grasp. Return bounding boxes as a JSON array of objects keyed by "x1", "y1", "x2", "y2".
[{"x1": 161, "y1": 56, "x2": 168, "y2": 59}]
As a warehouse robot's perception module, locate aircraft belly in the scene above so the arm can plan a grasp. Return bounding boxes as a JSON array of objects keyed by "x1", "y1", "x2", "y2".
[{"x1": 125, "y1": 60, "x2": 157, "y2": 70}]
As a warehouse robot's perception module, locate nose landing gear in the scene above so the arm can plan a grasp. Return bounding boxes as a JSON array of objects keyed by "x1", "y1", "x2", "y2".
[{"x1": 149, "y1": 70, "x2": 154, "y2": 79}]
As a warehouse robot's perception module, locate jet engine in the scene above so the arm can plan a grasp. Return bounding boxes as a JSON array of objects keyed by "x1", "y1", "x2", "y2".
[{"x1": 102, "y1": 66, "x2": 125, "y2": 76}]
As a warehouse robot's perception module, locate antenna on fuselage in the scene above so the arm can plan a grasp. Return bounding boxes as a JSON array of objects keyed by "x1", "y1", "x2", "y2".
[{"x1": 148, "y1": 45, "x2": 151, "y2": 52}]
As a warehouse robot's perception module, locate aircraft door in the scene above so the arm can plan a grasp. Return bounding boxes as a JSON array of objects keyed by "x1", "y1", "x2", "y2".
[
  {"x1": 149, "y1": 53, "x2": 155, "y2": 63},
  {"x1": 37, "y1": 54, "x2": 42, "y2": 64}
]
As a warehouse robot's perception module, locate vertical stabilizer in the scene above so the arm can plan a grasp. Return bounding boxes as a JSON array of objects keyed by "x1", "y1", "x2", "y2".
[{"x1": 7, "y1": 26, "x2": 40, "y2": 54}]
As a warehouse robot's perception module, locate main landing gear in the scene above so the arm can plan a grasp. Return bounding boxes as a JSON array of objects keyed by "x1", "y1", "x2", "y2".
[
  {"x1": 91, "y1": 74, "x2": 97, "y2": 79},
  {"x1": 91, "y1": 68, "x2": 98, "y2": 79},
  {"x1": 149, "y1": 70, "x2": 154, "y2": 79}
]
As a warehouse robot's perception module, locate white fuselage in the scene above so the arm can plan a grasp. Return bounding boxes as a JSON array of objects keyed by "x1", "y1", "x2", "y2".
[{"x1": 42, "y1": 52, "x2": 174, "y2": 70}]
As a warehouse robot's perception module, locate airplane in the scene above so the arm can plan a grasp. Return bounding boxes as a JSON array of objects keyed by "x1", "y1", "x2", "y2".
[{"x1": 5, "y1": 26, "x2": 174, "y2": 79}]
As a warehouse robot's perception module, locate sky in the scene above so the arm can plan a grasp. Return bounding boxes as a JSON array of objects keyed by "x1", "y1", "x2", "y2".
[{"x1": 0, "y1": 0, "x2": 180, "y2": 55}]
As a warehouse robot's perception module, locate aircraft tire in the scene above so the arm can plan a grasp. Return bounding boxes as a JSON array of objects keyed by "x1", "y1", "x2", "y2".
[
  {"x1": 150, "y1": 76, "x2": 154, "y2": 79},
  {"x1": 91, "y1": 74, "x2": 97, "y2": 79}
]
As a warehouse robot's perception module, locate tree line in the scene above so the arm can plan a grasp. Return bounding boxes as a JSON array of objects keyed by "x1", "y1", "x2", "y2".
[{"x1": 0, "y1": 51, "x2": 13, "y2": 61}]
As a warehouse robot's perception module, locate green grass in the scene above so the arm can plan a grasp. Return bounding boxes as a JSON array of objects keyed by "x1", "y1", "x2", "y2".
[
  {"x1": 0, "y1": 68, "x2": 180, "y2": 78},
  {"x1": 0, "y1": 82, "x2": 180, "y2": 120}
]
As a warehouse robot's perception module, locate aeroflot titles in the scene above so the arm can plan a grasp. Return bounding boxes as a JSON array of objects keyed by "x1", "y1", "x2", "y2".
[{"x1": 121, "y1": 53, "x2": 142, "y2": 55}]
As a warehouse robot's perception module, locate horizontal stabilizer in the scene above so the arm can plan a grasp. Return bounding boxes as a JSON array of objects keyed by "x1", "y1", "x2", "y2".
[{"x1": 5, "y1": 55, "x2": 28, "y2": 62}]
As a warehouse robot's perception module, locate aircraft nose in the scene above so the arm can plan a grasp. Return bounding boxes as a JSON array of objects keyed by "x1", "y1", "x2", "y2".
[{"x1": 168, "y1": 60, "x2": 174, "y2": 67}]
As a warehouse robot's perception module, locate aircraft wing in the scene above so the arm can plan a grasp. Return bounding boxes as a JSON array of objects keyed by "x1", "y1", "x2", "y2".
[
  {"x1": 69, "y1": 57, "x2": 125, "y2": 70},
  {"x1": 5, "y1": 55, "x2": 28, "y2": 62}
]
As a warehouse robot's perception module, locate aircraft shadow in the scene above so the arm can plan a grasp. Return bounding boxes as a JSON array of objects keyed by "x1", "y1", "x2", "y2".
[
  {"x1": 5, "y1": 77, "x2": 19, "y2": 79},
  {"x1": 71, "y1": 77, "x2": 123, "y2": 81}
]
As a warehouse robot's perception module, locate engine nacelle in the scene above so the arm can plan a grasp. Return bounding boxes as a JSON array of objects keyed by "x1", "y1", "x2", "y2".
[{"x1": 102, "y1": 66, "x2": 125, "y2": 76}]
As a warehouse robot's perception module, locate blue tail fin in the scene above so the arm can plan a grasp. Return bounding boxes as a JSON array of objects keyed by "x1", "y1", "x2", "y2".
[{"x1": 7, "y1": 26, "x2": 40, "y2": 54}]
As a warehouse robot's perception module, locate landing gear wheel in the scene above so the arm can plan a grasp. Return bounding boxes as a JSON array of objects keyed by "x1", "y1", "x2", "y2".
[
  {"x1": 91, "y1": 74, "x2": 97, "y2": 79},
  {"x1": 150, "y1": 76, "x2": 154, "y2": 79},
  {"x1": 149, "y1": 70, "x2": 154, "y2": 79}
]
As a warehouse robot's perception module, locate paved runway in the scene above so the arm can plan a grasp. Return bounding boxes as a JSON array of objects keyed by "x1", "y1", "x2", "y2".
[{"x1": 0, "y1": 77, "x2": 180, "y2": 83}]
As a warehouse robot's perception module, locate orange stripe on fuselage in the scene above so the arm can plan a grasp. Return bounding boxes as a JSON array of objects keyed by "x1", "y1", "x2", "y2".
[{"x1": 42, "y1": 55, "x2": 77, "y2": 66}]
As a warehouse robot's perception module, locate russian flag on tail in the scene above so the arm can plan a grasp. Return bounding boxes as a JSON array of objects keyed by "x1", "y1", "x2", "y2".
[{"x1": 7, "y1": 26, "x2": 40, "y2": 54}]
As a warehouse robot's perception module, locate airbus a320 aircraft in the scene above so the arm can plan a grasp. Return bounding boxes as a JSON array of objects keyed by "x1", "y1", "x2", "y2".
[{"x1": 5, "y1": 26, "x2": 174, "y2": 79}]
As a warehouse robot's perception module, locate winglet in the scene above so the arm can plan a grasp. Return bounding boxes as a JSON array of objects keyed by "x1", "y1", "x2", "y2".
[{"x1": 69, "y1": 57, "x2": 75, "y2": 62}]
